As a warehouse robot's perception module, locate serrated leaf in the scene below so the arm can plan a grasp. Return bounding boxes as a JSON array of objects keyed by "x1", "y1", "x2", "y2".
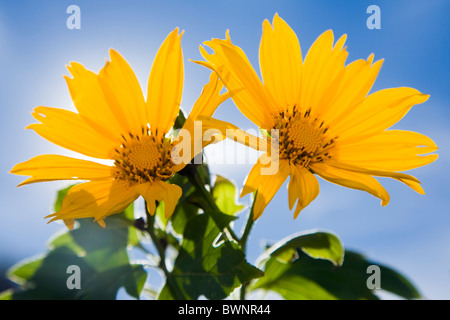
[
  {"x1": 76, "y1": 264, "x2": 147, "y2": 300},
  {"x1": 159, "y1": 214, "x2": 263, "y2": 300}
]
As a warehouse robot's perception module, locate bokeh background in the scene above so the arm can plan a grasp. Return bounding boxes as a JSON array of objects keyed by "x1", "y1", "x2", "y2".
[{"x1": 1, "y1": 0, "x2": 449, "y2": 299}]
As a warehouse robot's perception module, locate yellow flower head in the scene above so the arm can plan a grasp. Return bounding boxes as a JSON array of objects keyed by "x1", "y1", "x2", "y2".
[
  {"x1": 11, "y1": 28, "x2": 228, "y2": 229},
  {"x1": 197, "y1": 14, "x2": 438, "y2": 220}
]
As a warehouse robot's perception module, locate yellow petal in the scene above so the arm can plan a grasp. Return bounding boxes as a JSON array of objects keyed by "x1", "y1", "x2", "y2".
[
  {"x1": 397, "y1": 178, "x2": 425, "y2": 195},
  {"x1": 287, "y1": 165, "x2": 320, "y2": 218},
  {"x1": 240, "y1": 159, "x2": 264, "y2": 198},
  {"x1": 197, "y1": 31, "x2": 277, "y2": 128},
  {"x1": 324, "y1": 160, "x2": 428, "y2": 195},
  {"x1": 10, "y1": 154, "x2": 113, "y2": 186},
  {"x1": 98, "y1": 49, "x2": 147, "y2": 133},
  {"x1": 171, "y1": 72, "x2": 230, "y2": 172},
  {"x1": 336, "y1": 130, "x2": 439, "y2": 172},
  {"x1": 135, "y1": 181, "x2": 182, "y2": 218},
  {"x1": 310, "y1": 162, "x2": 390, "y2": 206},
  {"x1": 147, "y1": 28, "x2": 184, "y2": 136},
  {"x1": 197, "y1": 116, "x2": 268, "y2": 152},
  {"x1": 242, "y1": 158, "x2": 290, "y2": 220},
  {"x1": 300, "y1": 30, "x2": 349, "y2": 119},
  {"x1": 323, "y1": 55, "x2": 384, "y2": 125},
  {"x1": 27, "y1": 106, "x2": 118, "y2": 159},
  {"x1": 334, "y1": 87, "x2": 430, "y2": 143},
  {"x1": 46, "y1": 180, "x2": 139, "y2": 227},
  {"x1": 63, "y1": 219, "x2": 75, "y2": 231},
  {"x1": 65, "y1": 62, "x2": 127, "y2": 139},
  {"x1": 185, "y1": 71, "x2": 229, "y2": 121},
  {"x1": 259, "y1": 13, "x2": 302, "y2": 112}
]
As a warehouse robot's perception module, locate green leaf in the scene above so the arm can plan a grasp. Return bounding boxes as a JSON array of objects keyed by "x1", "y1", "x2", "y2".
[
  {"x1": 253, "y1": 248, "x2": 421, "y2": 300},
  {"x1": 6, "y1": 254, "x2": 45, "y2": 285},
  {"x1": 212, "y1": 175, "x2": 245, "y2": 216},
  {"x1": 159, "y1": 214, "x2": 263, "y2": 300},
  {"x1": 169, "y1": 173, "x2": 201, "y2": 235},
  {"x1": 6, "y1": 186, "x2": 148, "y2": 300},
  {"x1": 0, "y1": 289, "x2": 13, "y2": 300},
  {"x1": 266, "y1": 230, "x2": 344, "y2": 267},
  {"x1": 256, "y1": 258, "x2": 339, "y2": 300},
  {"x1": 7, "y1": 245, "x2": 147, "y2": 300},
  {"x1": 337, "y1": 251, "x2": 421, "y2": 300},
  {"x1": 6, "y1": 246, "x2": 95, "y2": 300},
  {"x1": 76, "y1": 264, "x2": 147, "y2": 300},
  {"x1": 172, "y1": 170, "x2": 237, "y2": 232}
]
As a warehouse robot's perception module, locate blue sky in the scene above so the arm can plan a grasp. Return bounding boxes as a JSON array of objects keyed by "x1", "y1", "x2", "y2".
[{"x1": 1, "y1": 0, "x2": 449, "y2": 299}]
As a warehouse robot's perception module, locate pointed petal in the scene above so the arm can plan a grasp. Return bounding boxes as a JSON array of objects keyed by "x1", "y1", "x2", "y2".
[
  {"x1": 98, "y1": 49, "x2": 147, "y2": 133},
  {"x1": 240, "y1": 158, "x2": 264, "y2": 198},
  {"x1": 197, "y1": 31, "x2": 277, "y2": 128},
  {"x1": 10, "y1": 154, "x2": 113, "y2": 186},
  {"x1": 63, "y1": 219, "x2": 75, "y2": 231},
  {"x1": 336, "y1": 130, "x2": 439, "y2": 172},
  {"x1": 310, "y1": 162, "x2": 390, "y2": 206},
  {"x1": 288, "y1": 165, "x2": 320, "y2": 218},
  {"x1": 65, "y1": 62, "x2": 127, "y2": 139},
  {"x1": 46, "y1": 180, "x2": 139, "y2": 226},
  {"x1": 147, "y1": 28, "x2": 184, "y2": 136},
  {"x1": 197, "y1": 116, "x2": 268, "y2": 152},
  {"x1": 300, "y1": 30, "x2": 349, "y2": 119},
  {"x1": 27, "y1": 106, "x2": 118, "y2": 159},
  {"x1": 334, "y1": 87, "x2": 430, "y2": 143},
  {"x1": 259, "y1": 13, "x2": 302, "y2": 112},
  {"x1": 171, "y1": 72, "x2": 230, "y2": 172},
  {"x1": 186, "y1": 71, "x2": 229, "y2": 120},
  {"x1": 243, "y1": 159, "x2": 290, "y2": 220},
  {"x1": 325, "y1": 160, "x2": 429, "y2": 195},
  {"x1": 322, "y1": 55, "x2": 384, "y2": 125}
]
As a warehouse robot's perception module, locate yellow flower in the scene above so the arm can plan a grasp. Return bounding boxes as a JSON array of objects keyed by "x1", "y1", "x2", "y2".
[
  {"x1": 196, "y1": 14, "x2": 438, "y2": 220},
  {"x1": 11, "y1": 28, "x2": 228, "y2": 229}
]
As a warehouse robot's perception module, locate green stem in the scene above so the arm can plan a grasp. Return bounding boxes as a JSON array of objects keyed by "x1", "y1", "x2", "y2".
[
  {"x1": 187, "y1": 172, "x2": 240, "y2": 242},
  {"x1": 239, "y1": 191, "x2": 257, "y2": 300},
  {"x1": 239, "y1": 192, "x2": 257, "y2": 252},
  {"x1": 145, "y1": 203, "x2": 185, "y2": 300}
]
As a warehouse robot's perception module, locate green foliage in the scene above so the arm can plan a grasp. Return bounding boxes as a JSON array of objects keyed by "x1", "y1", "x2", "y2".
[
  {"x1": 159, "y1": 214, "x2": 263, "y2": 300},
  {"x1": 3, "y1": 187, "x2": 147, "y2": 300}
]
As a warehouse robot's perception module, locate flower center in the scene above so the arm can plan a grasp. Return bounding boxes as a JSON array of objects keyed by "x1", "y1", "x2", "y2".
[
  {"x1": 113, "y1": 129, "x2": 174, "y2": 185},
  {"x1": 271, "y1": 106, "x2": 337, "y2": 167}
]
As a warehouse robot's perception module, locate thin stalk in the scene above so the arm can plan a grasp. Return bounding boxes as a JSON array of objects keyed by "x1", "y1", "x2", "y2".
[
  {"x1": 239, "y1": 191, "x2": 257, "y2": 252},
  {"x1": 145, "y1": 203, "x2": 185, "y2": 300},
  {"x1": 239, "y1": 191, "x2": 257, "y2": 300}
]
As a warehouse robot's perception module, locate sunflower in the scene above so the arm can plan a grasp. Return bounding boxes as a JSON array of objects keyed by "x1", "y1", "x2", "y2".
[
  {"x1": 11, "y1": 28, "x2": 228, "y2": 229},
  {"x1": 195, "y1": 14, "x2": 438, "y2": 220}
]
